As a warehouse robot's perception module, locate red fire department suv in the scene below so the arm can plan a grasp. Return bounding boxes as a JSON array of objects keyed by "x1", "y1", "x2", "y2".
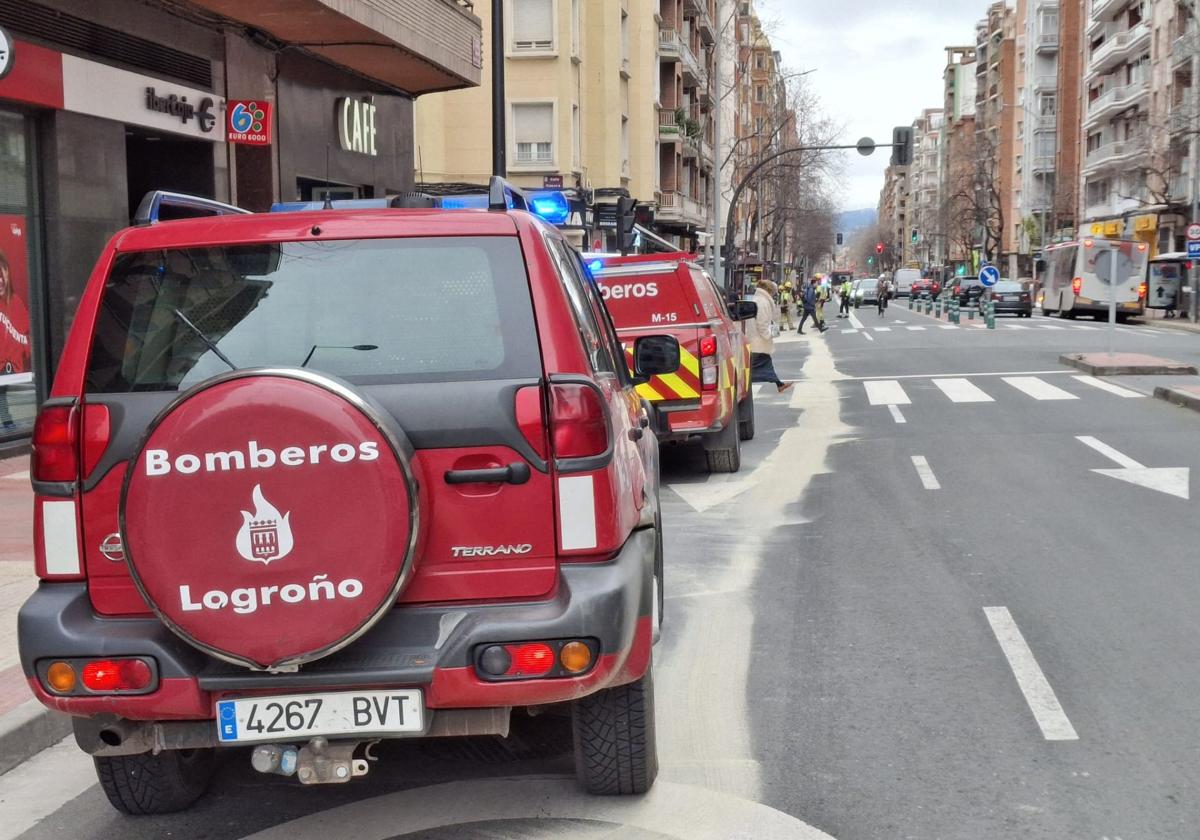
[
  {"x1": 589, "y1": 253, "x2": 756, "y2": 473},
  {"x1": 19, "y1": 183, "x2": 678, "y2": 814}
]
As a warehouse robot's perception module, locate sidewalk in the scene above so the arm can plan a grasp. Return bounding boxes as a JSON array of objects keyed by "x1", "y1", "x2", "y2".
[
  {"x1": 1130, "y1": 311, "x2": 1200, "y2": 335},
  {"x1": 0, "y1": 455, "x2": 70, "y2": 774}
]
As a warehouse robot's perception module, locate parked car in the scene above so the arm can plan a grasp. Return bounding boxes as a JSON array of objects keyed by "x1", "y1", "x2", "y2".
[
  {"x1": 589, "y1": 252, "x2": 755, "y2": 473},
  {"x1": 950, "y1": 278, "x2": 986, "y2": 308},
  {"x1": 910, "y1": 277, "x2": 941, "y2": 299},
  {"x1": 854, "y1": 278, "x2": 879, "y2": 307},
  {"x1": 979, "y1": 279, "x2": 1033, "y2": 317},
  {"x1": 19, "y1": 181, "x2": 677, "y2": 814}
]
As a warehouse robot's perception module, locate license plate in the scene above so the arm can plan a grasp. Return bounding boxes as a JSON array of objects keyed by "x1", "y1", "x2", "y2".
[
  {"x1": 1002, "y1": 295, "x2": 1018, "y2": 301},
  {"x1": 216, "y1": 689, "x2": 424, "y2": 744}
]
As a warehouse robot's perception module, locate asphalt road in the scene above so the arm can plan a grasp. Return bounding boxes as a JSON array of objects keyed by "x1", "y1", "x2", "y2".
[{"x1": 3, "y1": 302, "x2": 1198, "y2": 839}]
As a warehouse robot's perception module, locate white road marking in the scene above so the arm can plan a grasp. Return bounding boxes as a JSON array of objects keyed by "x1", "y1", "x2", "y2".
[
  {"x1": 938, "y1": 324, "x2": 958, "y2": 330},
  {"x1": 841, "y1": 329, "x2": 857, "y2": 335},
  {"x1": 888, "y1": 405, "x2": 906, "y2": 424},
  {"x1": 863, "y1": 332, "x2": 875, "y2": 341},
  {"x1": 849, "y1": 369, "x2": 1070, "y2": 382},
  {"x1": 910, "y1": 455, "x2": 941, "y2": 490},
  {"x1": 0, "y1": 737, "x2": 99, "y2": 840},
  {"x1": 1035, "y1": 323, "x2": 1066, "y2": 330},
  {"x1": 1002, "y1": 376, "x2": 1079, "y2": 401},
  {"x1": 873, "y1": 327, "x2": 892, "y2": 332},
  {"x1": 1071, "y1": 376, "x2": 1145, "y2": 399},
  {"x1": 984, "y1": 607, "x2": 1079, "y2": 741},
  {"x1": 1076, "y1": 435, "x2": 1191, "y2": 499},
  {"x1": 1003, "y1": 323, "x2": 1031, "y2": 330},
  {"x1": 905, "y1": 326, "x2": 926, "y2": 331},
  {"x1": 864, "y1": 380, "x2": 910, "y2": 405},
  {"x1": 932, "y1": 378, "x2": 994, "y2": 403},
  {"x1": 1, "y1": 470, "x2": 28, "y2": 481},
  {"x1": 848, "y1": 312, "x2": 865, "y2": 330}
]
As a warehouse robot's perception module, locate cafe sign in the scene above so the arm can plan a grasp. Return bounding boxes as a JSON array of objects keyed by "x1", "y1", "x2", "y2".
[{"x1": 336, "y1": 96, "x2": 377, "y2": 157}]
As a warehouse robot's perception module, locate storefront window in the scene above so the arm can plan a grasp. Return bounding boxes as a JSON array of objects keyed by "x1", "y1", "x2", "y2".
[{"x1": 0, "y1": 110, "x2": 36, "y2": 441}]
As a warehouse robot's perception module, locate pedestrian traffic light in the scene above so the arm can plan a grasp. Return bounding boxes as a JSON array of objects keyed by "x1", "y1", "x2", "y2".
[
  {"x1": 891, "y1": 126, "x2": 913, "y2": 167},
  {"x1": 616, "y1": 196, "x2": 637, "y2": 255},
  {"x1": 875, "y1": 242, "x2": 885, "y2": 255},
  {"x1": 911, "y1": 227, "x2": 919, "y2": 244},
  {"x1": 867, "y1": 256, "x2": 874, "y2": 265}
]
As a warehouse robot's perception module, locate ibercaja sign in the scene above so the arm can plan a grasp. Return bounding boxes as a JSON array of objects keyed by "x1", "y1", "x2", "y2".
[
  {"x1": 227, "y1": 99, "x2": 272, "y2": 146},
  {"x1": 121, "y1": 370, "x2": 418, "y2": 671}
]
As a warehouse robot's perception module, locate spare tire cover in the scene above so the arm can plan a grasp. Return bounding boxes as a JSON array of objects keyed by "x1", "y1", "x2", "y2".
[{"x1": 121, "y1": 369, "x2": 419, "y2": 671}]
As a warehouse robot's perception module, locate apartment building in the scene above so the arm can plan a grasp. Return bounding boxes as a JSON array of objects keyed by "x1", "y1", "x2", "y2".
[
  {"x1": 1020, "y1": 0, "x2": 1060, "y2": 254},
  {"x1": 941, "y1": 47, "x2": 978, "y2": 270},
  {"x1": 878, "y1": 164, "x2": 910, "y2": 267},
  {"x1": 657, "y1": 0, "x2": 718, "y2": 246},
  {"x1": 1152, "y1": 2, "x2": 1196, "y2": 252},
  {"x1": 413, "y1": 0, "x2": 660, "y2": 246},
  {"x1": 909, "y1": 109, "x2": 946, "y2": 268},
  {"x1": 1055, "y1": 0, "x2": 1085, "y2": 237}
]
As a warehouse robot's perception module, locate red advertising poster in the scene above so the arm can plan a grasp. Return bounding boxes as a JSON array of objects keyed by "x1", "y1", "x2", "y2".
[
  {"x1": 227, "y1": 99, "x2": 272, "y2": 146},
  {"x1": 0, "y1": 215, "x2": 32, "y2": 384}
]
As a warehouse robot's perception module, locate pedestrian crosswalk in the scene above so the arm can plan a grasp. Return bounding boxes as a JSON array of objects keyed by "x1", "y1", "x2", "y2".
[
  {"x1": 836, "y1": 319, "x2": 1160, "y2": 336},
  {"x1": 856, "y1": 374, "x2": 1145, "y2": 408}
]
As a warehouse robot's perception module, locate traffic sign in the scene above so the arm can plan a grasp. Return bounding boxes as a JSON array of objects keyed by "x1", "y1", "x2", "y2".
[
  {"x1": 1187, "y1": 240, "x2": 1200, "y2": 259},
  {"x1": 979, "y1": 265, "x2": 1001, "y2": 287},
  {"x1": 1187, "y1": 223, "x2": 1200, "y2": 241}
]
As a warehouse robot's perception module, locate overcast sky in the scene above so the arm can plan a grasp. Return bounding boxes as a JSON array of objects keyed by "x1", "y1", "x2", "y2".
[{"x1": 753, "y1": 0, "x2": 988, "y2": 212}]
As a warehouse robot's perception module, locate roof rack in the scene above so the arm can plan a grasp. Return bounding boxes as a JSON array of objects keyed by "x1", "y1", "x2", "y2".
[
  {"x1": 134, "y1": 191, "x2": 251, "y2": 225},
  {"x1": 487, "y1": 175, "x2": 529, "y2": 212}
]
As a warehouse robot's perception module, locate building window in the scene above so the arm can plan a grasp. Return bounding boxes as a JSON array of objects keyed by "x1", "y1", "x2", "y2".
[
  {"x1": 512, "y1": 0, "x2": 554, "y2": 52},
  {"x1": 755, "y1": 85, "x2": 765, "y2": 102},
  {"x1": 0, "y1": 109, "x2": 37, "y2": 440},
  {"x1": 755, "y1": 53, "x2": 766, "y2": 70},
  {"x1": 513, "y1": 102, "x2": 554, "y2": 165},
  {"x1": 621, "y1": 116, "x2": 630, "y2": 177},
  {"x1": 571, "y1": 0, "x2": 580, "y2": 57}
]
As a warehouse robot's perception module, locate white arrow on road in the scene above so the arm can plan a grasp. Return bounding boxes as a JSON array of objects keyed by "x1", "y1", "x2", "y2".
[{"x1": 1076, "y1": 436, "x2": 1190, "y2": 500}]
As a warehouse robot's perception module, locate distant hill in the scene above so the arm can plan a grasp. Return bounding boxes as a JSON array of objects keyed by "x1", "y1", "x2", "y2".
[{"x1": 836, "y1": 208, "x2": 876, "y2": 235}]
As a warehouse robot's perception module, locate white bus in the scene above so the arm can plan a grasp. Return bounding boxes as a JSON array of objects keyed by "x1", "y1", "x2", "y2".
[{"x1": 1038, "y1": 238, "x2": 1148, "y2": 321}]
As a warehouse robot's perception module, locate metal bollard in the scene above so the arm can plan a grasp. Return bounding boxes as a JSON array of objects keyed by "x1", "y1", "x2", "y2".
[
  {"x1": 968, "y1": 306, "x2": 975, "y2": 320},
  {"x1": 908, "y1": 295, "x2": 914, "y2": 310}
]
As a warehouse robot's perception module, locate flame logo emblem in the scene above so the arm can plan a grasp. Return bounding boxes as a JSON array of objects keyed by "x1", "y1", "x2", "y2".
[{"x1": 235, "y1": 485, "x2": 294, "y2": 565}]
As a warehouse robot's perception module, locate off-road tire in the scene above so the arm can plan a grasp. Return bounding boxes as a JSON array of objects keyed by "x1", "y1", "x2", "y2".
[
  {"x1": 738, "y1": 390, "x2": 756, "y2": 441},
  {"x1": 95, "y1": 748, "x2": 215, "y2": 815},
  {"x1": 572, "y1": 668, "x2": 659, "y2": 795},
  {"x1": 704, "y1": 404, "x2": 742, "y2": 473}
]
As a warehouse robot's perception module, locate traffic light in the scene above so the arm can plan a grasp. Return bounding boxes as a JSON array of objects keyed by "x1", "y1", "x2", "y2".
[
  {"x1": 875, "y1": 242, "x2": 885, "y2": 255},
  {"x1": 836, "y1": 232, "x2": 844, "y2": 246},
  {"x1": 911, "y1": 228, "x2": 919, "y2": 244},
  {"x1": 867, "y1": 256, "x2": 874, "y2": 266},
  {"x1": 616, "y1": 196, "x2": 637, "y2": 255},
  {"x1": 891, "y1": 126, "x2": 913, "y2": 167}
]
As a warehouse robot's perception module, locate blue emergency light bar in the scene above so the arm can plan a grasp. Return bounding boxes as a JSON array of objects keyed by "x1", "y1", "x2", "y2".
[
  {"x1": 269, "y1": 187, "x2": 573, "y2": 225},
  {"x1": 270, "y1": 199, "x2": 395, "y2": 212}
]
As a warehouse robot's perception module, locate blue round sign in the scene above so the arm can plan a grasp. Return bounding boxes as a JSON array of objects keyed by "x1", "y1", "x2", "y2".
[{"x1": 979, "y1": 265, "x2": 1001, "y2": 287}]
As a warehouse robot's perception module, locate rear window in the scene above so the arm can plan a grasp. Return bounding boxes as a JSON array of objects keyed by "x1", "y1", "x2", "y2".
[
  {"x1": 595, "y1": 262, "x2": 701, "y2": 328},
  {"x1": 85, "y1": 236, "x2": 541, "y2": 393}
]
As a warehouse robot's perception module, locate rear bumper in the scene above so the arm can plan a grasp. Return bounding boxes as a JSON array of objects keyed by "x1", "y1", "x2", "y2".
[
  {"x1": 18, "y1": 528, "x2": 656, "y2": 725},
  {"x1": 650, "y1": 394, "x2": 725, "y2": 441}
]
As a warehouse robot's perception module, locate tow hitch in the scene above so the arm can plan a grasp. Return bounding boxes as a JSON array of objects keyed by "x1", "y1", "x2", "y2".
[{"x1": 251, "y1": 737, "x2": 375, "y2": 784}]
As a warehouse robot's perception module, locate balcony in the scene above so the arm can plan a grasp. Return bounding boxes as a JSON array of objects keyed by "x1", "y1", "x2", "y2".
[
  {"x1": 1088, "y1": 0, "x2": 1123, "y2": 32},
  {"x1": 1035, "y1": 31, "x2": 1059, "y2": 53},
  {"x1": 1031, "y1": 153, "x2": 1055, "y2": 173},
  {"x1": 685, "y1": 0, "x2": 715, "y2": 46},
  {"x1": 1031, "y1": 73, "x2": 1057, "y2": 92},
  {"x1": 1082, "y1": 138, "x2": 1142, "y2": 174},
  {"x1": 1169, "y1": 174, "x2": 1191, "y2": 201},
  {"x1": 657, "y1": 190, "x2": 707, "y2": 227},
  {"x1": 658, "y1": 28, "x2": 681, "y2": 62},
  {"x1": 658, "y1": 108, "x2": 682, "y2": 143},
  {"x1": 1032, "y1": 113, "x2": 1057, "y2": 132},
  {"x1": 1085, "y1": 78, "x2": 1150, "y2": 126},
  {"x1": 1088, "y1": 21, "x2": 1151, "y2": 77},
  {"x1": 679, "y1": 40, "x2": 707, "y2": 89},
  {"x1": 1173, "y1": 32, "x2": 1198, "y2": 68}
]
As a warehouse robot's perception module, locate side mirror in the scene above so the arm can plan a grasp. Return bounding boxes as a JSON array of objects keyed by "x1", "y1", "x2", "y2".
[
  {"x1": 731, "y1": 300, "x2": 758, "y2": 321},
  {"x1": 631, "y1": 335, "x2": 680, "y2": 384}
]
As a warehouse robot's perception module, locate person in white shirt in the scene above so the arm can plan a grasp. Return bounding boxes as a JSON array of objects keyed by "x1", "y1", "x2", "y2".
[{"x1": 748, "y1": 279, "x2": 793, "y2": 393}]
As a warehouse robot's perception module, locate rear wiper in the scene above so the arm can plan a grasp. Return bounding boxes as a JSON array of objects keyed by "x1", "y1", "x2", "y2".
[{"x1": 171, "y1": 307, "x2": 237, "y2": 371}]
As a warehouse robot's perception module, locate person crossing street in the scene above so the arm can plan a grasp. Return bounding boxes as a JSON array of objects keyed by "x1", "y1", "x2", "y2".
[
  {"x1": 797, "y1": 278, "x2": 827, "y2": 335},
  {"x1": 749, "y1": 279, "x2": 793, "y2": 393}
]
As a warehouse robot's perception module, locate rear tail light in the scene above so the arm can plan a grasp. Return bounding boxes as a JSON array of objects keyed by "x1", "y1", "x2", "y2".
[
  {"x1": 1138, "y1": 282, "x2": 1147, "y2": 300},
  {"x1": 475, "y1": 639, "x2": 598, "y2": 681},
  {"x1": 32, "y1": 405, "x2": 78, "y2": 483},
  {"x1": 81, "y1": 404, "x2": 111, "y2": 479},
  {"x1": 699, "y1": 335, "x2": 718, "y2": 391},
  {"x1": 1071, "y1": 277, "x2": 1082, "y2": 295},
  {"x1": 550, "y1": 383, "x2": 609, "y2": 460},
  {"x1": 42, "y1": 657, "x2": 156, "y2": 695},
  {"x1": 514, "y1": 385, "x2": 548, "y2": 460}
]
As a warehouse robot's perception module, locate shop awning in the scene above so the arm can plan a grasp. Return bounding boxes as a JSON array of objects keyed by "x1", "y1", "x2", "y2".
[{"x1": 185, "y1": 0, "x2": 482, "y2": 94}]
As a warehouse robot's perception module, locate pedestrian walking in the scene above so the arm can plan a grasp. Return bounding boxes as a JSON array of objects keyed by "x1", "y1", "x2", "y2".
[
  {"x1": 749, "y1": 279, "x2": 793, "y2": 393},
  {"x1": 778, "y1": 283, "x2": 794, "y2": 330},
  {"x1": 797, "y1": 278, "x2": 827, "y2": 334}
]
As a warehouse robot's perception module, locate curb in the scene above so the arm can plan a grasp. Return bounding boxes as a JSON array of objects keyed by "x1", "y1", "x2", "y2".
[
  {"x1": 1153, "y1": 386, "x2": 1200, "y2": 414},
  {"x1": 1059, "y1": 354, "x2": 1199, "y2": 376},
  {"x1": 0, "y1": 699, "x2": 72, "y2": 776}
]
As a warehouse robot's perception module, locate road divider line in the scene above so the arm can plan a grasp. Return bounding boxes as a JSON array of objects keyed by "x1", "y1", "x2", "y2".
[
  {"x1": 841, "y1": 329, "x2": 857, "y2": 335},
  {"x1": 910, "y1": 455, "x2": 940, "y2": 490},
  {"x1": 983, "y1": 607, "x2": 1079, "y2": 741},
  {"x1": 1071, "y1": 376, "x2": 1145, "y2": 398},
  {"x1": 938, "y1": 324, "x2": 958, "y2": 330},
  {"x1": 864, "y1": 380, "x2": 910, "y2": 405},
  {"x1": 848, "y1": 312, "x2": 865, "y2": 330},
  {"x1": 933, "y1": 378, "x2": 995, "y2": 403},
  {"x1": 863, "y1": 332, "x2": 874, "y2": 341},
  {"x1": 888, "y1": 405, "x2": 906, "y2": 424},
  {"x1": 905, "y1": 326, "x2": 926, "y2": 331},
  {"x1": 873, "y1": 327, "x2": 892, "y2": 332},
  {"x1": 1002, "y1": 376, "x2": 1079, "y2": 401}
]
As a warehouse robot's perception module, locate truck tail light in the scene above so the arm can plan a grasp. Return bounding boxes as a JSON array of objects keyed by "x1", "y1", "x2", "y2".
[
  {"x1": 1138, "y1": 282, "x2": 1147, "y2": 300},
  {"x1": 32, "y1": 405, "x2": 78, "y2": 483},
  {"x1": 475, "y1": 639, "x2": 598, "y2": 681},
  {"x1": 1071, "y1": 277, "x2": 1082, "y2": 295},
  {"x1": 550, "y1": 383, "x2": 609, "y2": 460},
  {"x1": 81, "y1": 658, "x2": 154, "y2": 693},
  {"x1": 699, "y1": 336, "x2": 718, "y2": 391}
]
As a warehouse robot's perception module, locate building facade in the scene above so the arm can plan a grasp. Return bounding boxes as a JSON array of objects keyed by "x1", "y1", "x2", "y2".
[
  {"x1": 0, "y1": 0, "x2": 481, "y2": 446},
  {"x1": 1020, "y1": 0, "x2": 1059, "y2": 257},
  {"x1": 941, "y1": 46, "x2": 978, "y2": 270},
  {"x1": 909, "y1": 108, "x2": 946, "y2": 269}
]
